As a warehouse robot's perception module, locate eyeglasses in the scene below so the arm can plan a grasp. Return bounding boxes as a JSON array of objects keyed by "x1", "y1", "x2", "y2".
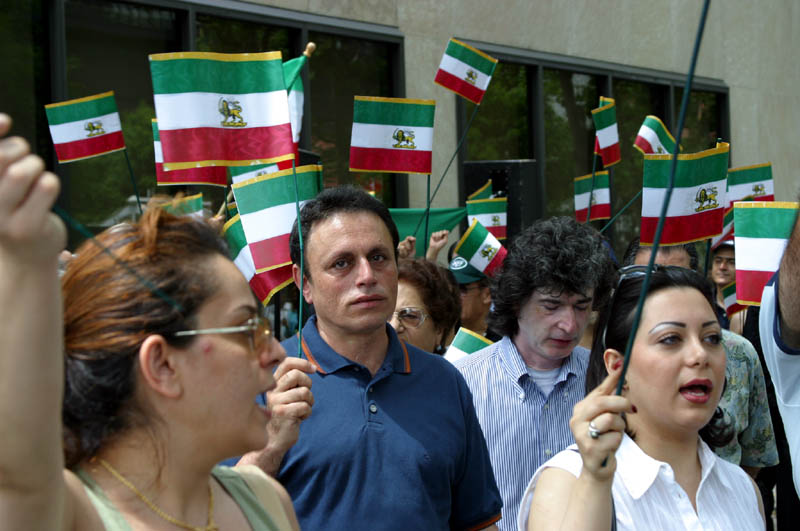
[
  {"x1": 391, "y1": 307, "x2": 429, "y2": 329},
  {"x1": 173, "y1": 315, "x2": 272, "y2": 352}
]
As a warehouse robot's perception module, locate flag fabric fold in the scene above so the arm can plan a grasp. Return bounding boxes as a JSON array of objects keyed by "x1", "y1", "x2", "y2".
[
  {"x1": 711, "y1": 162, "x2": 775, "y2": 248},
  {"x1": 467, "y1": 179, "x2": 493, "y2": 200},
  {"x1": 466, "y1": 198, "x2": 507, "y2": 240},
  {"x1": 444, "y1": 327, "x2": 494, "y2": 364},
  {"x1": 733, "y1": 201, "x2": 798, "y2": 305},
  {"x1": 454, "y1": 219, "x2": 507, "y2": 276},
  {"x1": 634, "y1": 115, "x2": 677, "y2": 155},
  {"x1": 574, "y1": 171, "x2": 611, "y2": 223},
  {"x1": 45, "y1": 91, "x2": 126, "y2": 163},
  {"x1": 640, "y1": 142, "x2": 729, "y2": 245},
  {"x1": 349, "y1": 96, "x2": 435, "y2": 174},
  {"x1": 591, "y1": 97, "x2": 621, "y2": 167},
  {"x1": 152, "y1": 119, "x2": 227, "y2": 186},
  {"x1": 232, "y1": 165, "x2": 322, "y2": 273},
  {"x1": 434, "y1": 38, "x2": 498, "y2": 105},
  {"x1": 722, "y1": 281, "x2": 747, "y2": 317},
  {"x1": 149, "y1": 51, "x2": 295, "y2": 170}
]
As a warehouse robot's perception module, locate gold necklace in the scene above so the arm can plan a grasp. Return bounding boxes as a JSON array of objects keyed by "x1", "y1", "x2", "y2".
[{"x1": 98, "y1": 458, "x2": 218, "y2": 531}]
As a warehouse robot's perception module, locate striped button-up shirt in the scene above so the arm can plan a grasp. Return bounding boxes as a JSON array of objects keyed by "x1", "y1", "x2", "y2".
[{"x1": 454, "y1": 336, "x2": 589, "y2": 531}]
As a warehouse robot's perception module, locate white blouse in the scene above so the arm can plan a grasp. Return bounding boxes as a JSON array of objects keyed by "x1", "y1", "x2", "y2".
[{"x1": 517, "y1": 433, "x2": 763, "y2": 531}]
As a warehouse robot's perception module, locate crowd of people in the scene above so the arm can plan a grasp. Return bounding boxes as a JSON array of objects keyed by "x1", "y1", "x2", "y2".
[{"x1": 2, "y1": 108, "x2": 800, "y2": 530}]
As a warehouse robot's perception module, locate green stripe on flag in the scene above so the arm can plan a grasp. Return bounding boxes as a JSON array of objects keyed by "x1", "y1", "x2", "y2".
[
  {"x1": 592, "y1": 105, "x2": 616, "y2": 130},
  {"x1": 722, "y1": 282, "x2": 736, "y2": 299},
  {"x1": 282, "y1": 55, "x2": 307, "y2": 91},
  {"x1": 734, "y1": 202, "x2": 798, "y2": 239},
  {"x1": 223, "y1": 214, "x2": 247, "y2": 257},
  {"x1": 45, "y1": 95, "x2": 118, "y2": 126},
  {"x1": 728, "y1": 163, "x2": 771, "y2": 185},
  {"x1": 574, "y1": 172, "x2": 609, "y2": 194},
  {"x1": 445, "y1": 39, "x2": 497, "y2": 76},
  {"x1": 234, "y1": 168, "x2": 320, "y2": 215},
  {"x1": 451, "y1": 327, "x2": 493, "y2": 353},
  {"x1": 151, "y1": 119, "x2": 159, "y2": 141},
  {"x1": 643, "y1": 144, "x2": 728, "y2": 188},
  {"x1": 466, "y1": 198, "x2": 506, "y2": 215},
  {"x1": 353, "y1": 98, "x2": 435, "y2": 127},
  {"x1": 456, "y1": 221, "x2": 490, "y2": 258},
  {"x1": 150, "y1": 57, "x2": 285, "y2": 95}
]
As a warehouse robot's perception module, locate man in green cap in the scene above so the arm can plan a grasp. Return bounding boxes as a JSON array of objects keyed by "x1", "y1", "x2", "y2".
[{"x1": 449, "y1": 255, "x2": 501, "y2": 341}]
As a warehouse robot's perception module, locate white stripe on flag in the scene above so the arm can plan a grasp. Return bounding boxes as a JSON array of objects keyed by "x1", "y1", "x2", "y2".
[
  {"x1": 596, "y1": 123, "x2": 619, "y2": 149},
  {"x1": 350, "y1": 123, "x2": 434, "y2": 151},
  {"x1": 444, "y1": 347, "x2": 469, "y2": 364},
  {"x1": 637, "y1": 124, "x2": 667, "y2": 153},
  {"x1": 734, "y1": 236, "x2": 788, "y2": 271},
  {"x1": 438, "y1": 54, "x2": 491, "y2": 91},
  {"x1": 239, "y1": 201, "x2": 306, "y2": 241},
  {"x1": 233, "y1": 245, "x2": 256, "y2": 281},
  {"x1": 469, "y1": 212, "x2": 507, "y2": 227},
  {"x1": 575, "y1": 188, "x2": 611, "y2": 210},
  {"x1": 468, "y1": 233, "x2": 497, "y2": 272},
  {"x1": 728, "y1": 180, "x2": 774, "y2": 201},
  {"x1": 231, "y1": 165, "x2": 279, "y2": 184},
  {"x1": 724, "y1": 290, "x2": 738, "y2": 309},
  {"x1": 642, "y1": 178, "x2": 727, "y2": 217},
  {"x1": 48, "y1": 112, "x2": 122, "y2": 144},
  {"x1": 154, "y1": 139, "x2": 163, "y2": 163},
  {"x1": 154, "y1": 91, "x2": 290, "y2": 130},
  {"x1": 288, "y1": 89, "x2": 303, "y2": 143}
]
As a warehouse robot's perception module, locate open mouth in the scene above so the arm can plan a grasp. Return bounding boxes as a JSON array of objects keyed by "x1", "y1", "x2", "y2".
[{"x1": 679, "y1": 379, "x2": 713, "y2": 404}]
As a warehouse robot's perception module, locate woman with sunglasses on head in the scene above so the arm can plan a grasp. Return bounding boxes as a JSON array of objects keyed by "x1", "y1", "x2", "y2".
[
  {"x1": 0, "y1": 113, "x2": 301, "y2": 530},
  {"x1": 389, "y1": 258, "x2": 461, "y2": 354},
  {"x1": 518, "y1": 265, "x2": 765, "y2": 530}
]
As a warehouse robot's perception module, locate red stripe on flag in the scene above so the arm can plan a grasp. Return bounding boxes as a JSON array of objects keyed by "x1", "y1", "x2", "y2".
[
  {"x1": 575, "y1": 203, "x2": 611, "y2": 223},
  {"x1": 250, "y1": 233, "x2": 291, "y2": 272},
  {"x1": 434, "y1": 69, "x2": 486, "y2": 104},
  {"x1": 276, "y1": 142, "x2": 300, "y2": 171},
  {"x1": 350, "y1": 146, "x2": 432, "y2": 174},
  {"x1": 599, "y1": 143, "x2": 621, "y2": 166},
  {"x1": 640, "y1": 208, "x2": 723, "y2": 245},
  {"x1": 634, "y1": 136, "x2": 654, "y2": 154},
  {"x1": 54, "y1": 131, "x2": 125, "y2": 162},
  {"x1": 156, "y1": 163, "x2": 227, "y2": 187},
  {"x1": 250, "y1": 264, "x2": 293, "y2": 305},
  {"x1": 727, "y1": 302, "x2": 747, "y2": 317},
  {"x1": 160, "y1": 124, "x2": 294, "y2": 163},
  {"x1": 735, "y1": 270, "x2": 774, "y2": 305},
  {"x1": 487, "y1": 226, "x2": 507, "y2": 239},
  {"x1": 484, "y1": 246, "x2": 507, "y2": 277}
]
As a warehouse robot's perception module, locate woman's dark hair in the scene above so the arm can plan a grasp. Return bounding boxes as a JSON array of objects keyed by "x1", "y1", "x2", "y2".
[
  {"x1": 61, "y1": 208, "x2": 230, "y2": 468},
  {"x1": 397, "y1": 258, "x2": 461, "y2": 353},
  {"x1": 586, "y1": 265, "x2": 734, "y2": 448}
]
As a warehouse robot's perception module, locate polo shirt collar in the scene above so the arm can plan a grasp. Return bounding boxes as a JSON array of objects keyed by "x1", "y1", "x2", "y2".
[
  {"x1": 498, "y1": 336, "x2": 583, "y2": 384},
  {"x1": 299, "y1": 316, "x2": 411, "y2": 375}
]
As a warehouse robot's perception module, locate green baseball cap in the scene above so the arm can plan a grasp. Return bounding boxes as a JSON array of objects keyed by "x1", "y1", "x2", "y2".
[{"x1": 449, "y1": 256, "x2": 486, "y2": 285}]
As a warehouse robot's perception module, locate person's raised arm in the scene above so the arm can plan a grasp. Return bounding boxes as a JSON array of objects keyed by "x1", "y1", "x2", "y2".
[
  {"x1": 0, "y1": 113, "x2": 69, "y2": 529},
  {"x1": 778, "y1": 203, "x2": 800, "y2": 349}
]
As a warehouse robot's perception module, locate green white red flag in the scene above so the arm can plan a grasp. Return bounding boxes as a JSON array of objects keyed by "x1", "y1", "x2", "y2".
[
  {"x1": 152, "y1": 119, "x2": 227, "y2": 186},
  {"x1": 634, "y1": 115, "x2": 677, "y2": 155},
  {"x1": 733, "y1": 201, "x2": 798, "y2": 305},
  {"x1": 161, "y1": 193, "x2": 204, "y2": 218},
  {"x1": 468, "y1": 179, "x2": 493, "y2": 200},
  {"x1": 279, "y1": 54, "x2": 307, "y2": 169},
  {"x1": 591, "y1": 97, "x2": 620, "y2": 167},
  {"x1": 640, "y1": 142, "x2": 729, "y2": 245},
  {"x1": 466, "y1": 198, "x2": 507, "y2": 240},
  {"x1": 712, "y1": 162, "x2": 774, "y2": 248},
  {"x1": 232, "y1": 165, "x2": 321, "y2": 273},
  {"x1": 574, "y1": 171, "x2": 611, "y2": 222},
  {"x1": 434, "y1": 38, "x2": 498, "y2": 105},
  {"x1": 350, "y1": 96, "x2": 435, "y2": 174},
  {"x1": 722, "y1": 281, "x2": 747, "y2": 317},
  {"x1": 444, "y1": 327, "x2": 494, "y2": 364},
  {"x1": 44, "y1": 91, "x2": 125, "y2": 163},
  {"x1": 223, "y1": 213, "x2": 293, "y2": 305},
  {"x1": 454, "y1": 219, "x2": 507, "y2": 276},
  {"x1": 149, "y1": 51, "x2": 294, "y2": 170}
]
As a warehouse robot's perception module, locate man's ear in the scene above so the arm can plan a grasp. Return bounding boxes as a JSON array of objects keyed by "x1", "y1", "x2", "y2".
[
  {"x1": 292, "y1": 263, "x2": 313, "y2": 304},
  {"x1": 138, "y1": 335, "x2": 183, "y2": 399}
]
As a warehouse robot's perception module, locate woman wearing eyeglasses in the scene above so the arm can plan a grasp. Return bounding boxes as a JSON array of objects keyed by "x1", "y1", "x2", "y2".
[
  {"x1": 0, "y1": 114, "x2": 299, "y2": 530},
  {"x1": 389, "y1": 258, "x2": 461, "y2": 354},
  {"x1": 517, "y1": 265, "x2": 764, "y2": 531}
]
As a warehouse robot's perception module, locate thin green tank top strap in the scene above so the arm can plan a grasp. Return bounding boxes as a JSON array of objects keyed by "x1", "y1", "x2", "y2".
[{"x1": 75, "y1": 467, "x2": 134, "y2": 530}]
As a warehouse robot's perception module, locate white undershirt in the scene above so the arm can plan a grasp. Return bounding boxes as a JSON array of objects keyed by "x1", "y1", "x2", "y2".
[{"x1": 526, "y1": 366, "x2": 560, "y2": 396}]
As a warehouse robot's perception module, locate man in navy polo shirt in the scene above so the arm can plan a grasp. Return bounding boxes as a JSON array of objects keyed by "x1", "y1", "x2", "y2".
[{"x1": 263, "y1": 186, "x2": 502, "y2": 530}]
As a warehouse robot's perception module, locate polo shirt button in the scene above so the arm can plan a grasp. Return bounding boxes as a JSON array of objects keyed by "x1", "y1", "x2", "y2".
[
  {"x1": 543, "y1": 404, "x2": 549, "y2": 410},
  {"x1": 369, "y1": 403, "x2": 378, "y2": 414},
  {"x1": 518, "y1": 392, "x2": 524, "y2": 400},
  {"x1": 369, "y1": 386, "x2": 374, "y2": 393},
  {"x1": 545, "y1": 449, "x2": 552, "y2": 456}
]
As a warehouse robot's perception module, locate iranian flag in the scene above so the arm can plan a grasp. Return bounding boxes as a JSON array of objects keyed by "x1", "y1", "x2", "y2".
[
  {"x1": 634, "y1": 115, "x2": 677, "y2": 155},
  {"x1": 434, "y1": 38, "x2": 498, "y2": 105},
  {"x1": 734, "y1": 201, "x2": 798, "y2": 305},
  {"x1": 223, "y1": 213, "x2": 293, "y2": 305},
  {"x1": 149, "y1": 51, "x2": 294, "y2": 170},
  {"x1": 592, "y1": 97, "x2": 621, "y2": 167},
  {"x1": 640, "y1": 142, "x2": 729, "y2": 245},
  {"x1": 350, "y1": 96, "x2": 435, "y2": 174},
  {"x1": 574, "y1": 171, "x2": 611, "y2": 223},
  {"x1": 44, "y1": 91, "x2": 125, "y2": 163},
  {"x1": 466, "y1": 197, "x2": 507, "y2": 239},
  {"x1": 232, "y1": 165, "x2": 321, "y2": 273},
  {"x1": 152, "y1": 120, "x2": 227, "y2": 186},
  {"x1": 711, "y1": 162, "x2": 774, "y2": 248},
  {"x1": 454, "y1": 219, "x2": 507, "y2": 276},
  {"x1": 229, "y1": 163, "x2": 279, "y2": 185},
  {"x1": 161, "y1": 193, "x2": 204, "y2": 218},
  {"x1": 282, "y1": 55, "x2": 306, "y2": 161},
  {"x1": 468, "y1": 179, "x2": 493, "y2": 200},
  {"x1": 444, "y1": 327, "x2": 494, "y2": 364},
  {"x1": 722, "y1": 281, "x2": 747, "y2": 317}
]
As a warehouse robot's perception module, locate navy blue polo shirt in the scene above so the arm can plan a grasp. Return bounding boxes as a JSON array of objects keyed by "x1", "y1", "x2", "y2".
[{"x1": 277, "y1": 316, "x2": 502, "y2": 531}]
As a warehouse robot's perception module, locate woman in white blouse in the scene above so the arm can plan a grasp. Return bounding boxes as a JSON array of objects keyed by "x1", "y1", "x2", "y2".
[{"x1": 518, "y1": 265, "x2": 765, "y2": 531}]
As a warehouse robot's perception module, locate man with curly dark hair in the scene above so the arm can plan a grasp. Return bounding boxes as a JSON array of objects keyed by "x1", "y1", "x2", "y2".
[{"x1": 454, "y1": 216, "x2": 614, "y2": 531}]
